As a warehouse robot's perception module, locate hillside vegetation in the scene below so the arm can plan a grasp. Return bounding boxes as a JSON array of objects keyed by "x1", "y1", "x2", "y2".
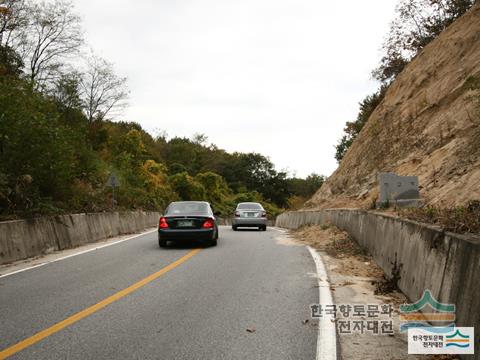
[
  {"x1": 0, "y1": 0, "x2": 324, "y2": 220},
  {"x1": 308, "y1": 2, "x2": 480, "y2": 210}
]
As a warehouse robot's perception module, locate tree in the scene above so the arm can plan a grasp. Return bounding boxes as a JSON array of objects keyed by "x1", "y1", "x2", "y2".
[
  {"x1": 372, "y1": 50, "x2": 409, "y2": 85},
  {"x1": 116, "y1": 129, "x2": 146, "y2": 168},
  {"x1": 287, "y1": 173, "x2": 326, "y2": 198},
  {"x1": 0, "y1": 44, "x2": 23, "y2": 76},
  {"x1": 373, "y1": 0, "x2": 475, "y2": 83},
  {"x1": 335, "y1": 135, "x2": 355, "y2": 163},
  {"x1": 267, "y1": 172, "x2": 290, "y2": 207},
  {"x1": 238, "y1": 153, "x2": 277, "y2": 191},
  {"x1": 169, "y1": 172, "x2": 205, "y2": 201},
  {"x1": 234, "y1": 153, "x2": 290, "y2": 206},
  {"x1": 334, "y1": 87, "x2": 386, "y2": 162},
  {"x1": 139, "y1": 159, "x2": 174, "y2": 208},
  {"x1": 195, "y1": 172, "x2": 231, "y2": 206},
  {"x1": 80, "y1": 54, "x2": 128, "y2": 122},
  {"x1": 16, "y1": 0, "x2": 83, "y2": 85},
  {"x1": 192, "y1": 133, "x2": 208, "y2": 146},
  {"x1": 0, "y1": 0, "x2": 27, "y2": 49},
  {"x1": 52, "y1": 71, "x2": 82, "y2": 110},
  {"x1": 0, "y1": 77, "x2": 77, "y2": 215}
]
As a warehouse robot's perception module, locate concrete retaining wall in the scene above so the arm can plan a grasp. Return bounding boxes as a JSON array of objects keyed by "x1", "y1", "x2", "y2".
[
  {"x1": 277, "y1": 209, "x2": 480, "y2": 358},
  {"x1": 0, "y1": 211, "x2": 160, "y2": 265}
]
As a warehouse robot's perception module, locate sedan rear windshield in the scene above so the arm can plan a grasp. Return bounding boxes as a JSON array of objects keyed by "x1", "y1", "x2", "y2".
[
  {"x1": 166, "y1": 202, "x2": 209, "y2": 215},
  {"x1": 237, "y1": 203, "x2": 263, "y2": 210}
]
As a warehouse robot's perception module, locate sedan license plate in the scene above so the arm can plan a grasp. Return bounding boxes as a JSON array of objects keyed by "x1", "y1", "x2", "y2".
[
  {"x1": 177, "y1": 220, "x2": 194, "y2": 227},
  {"x1": 247, "y1": 212, "x2": 257, "y2": 217}
]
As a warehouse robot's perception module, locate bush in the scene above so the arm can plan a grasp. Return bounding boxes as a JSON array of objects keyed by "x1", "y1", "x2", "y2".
[
  {"x1": 398, "y1": 201, "x2": 480, "y2": 234},
  {"x1": 335, "y1": 87, "x2": 386, "y2": 162}
]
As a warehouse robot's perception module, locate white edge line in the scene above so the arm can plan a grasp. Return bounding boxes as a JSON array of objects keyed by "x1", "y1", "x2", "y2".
[
  {"x1": 307, "y1": 246, "x2": 338, "y2": 360},
  {"x1": 0, "y1": 229, "x2": 157, "y2": 279}
]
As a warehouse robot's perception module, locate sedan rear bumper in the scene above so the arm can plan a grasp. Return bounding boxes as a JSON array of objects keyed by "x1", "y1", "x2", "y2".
[
  {"x1": 158, "y1": 228, "x2": 215, "y2": 242},
  {"x1": 232, "y1": 218, "x2": 267, "y2": 227}
]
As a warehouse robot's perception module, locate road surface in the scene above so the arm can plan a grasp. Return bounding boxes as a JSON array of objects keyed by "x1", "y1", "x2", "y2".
[{"x1": 0, "y1": 227, "x2": 319, "y2": 359}]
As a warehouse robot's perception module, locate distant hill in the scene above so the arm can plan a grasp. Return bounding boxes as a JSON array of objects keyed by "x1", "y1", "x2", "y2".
[{"x1": 307, "y1": 3, "x2": 480, "y2": 209}]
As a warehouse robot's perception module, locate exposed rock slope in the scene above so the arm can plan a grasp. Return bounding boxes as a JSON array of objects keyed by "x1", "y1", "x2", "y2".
[{"x1": 308, "y1": 4, "x2": 480, "y2": 209}]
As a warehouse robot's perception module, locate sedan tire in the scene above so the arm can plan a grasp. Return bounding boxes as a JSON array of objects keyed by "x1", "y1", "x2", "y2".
[{"x1": 159, "y1": 238, "x2": 167, "y2": 248}]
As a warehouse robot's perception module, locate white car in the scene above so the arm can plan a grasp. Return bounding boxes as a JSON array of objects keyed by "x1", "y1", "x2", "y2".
[{"x1": 231, "y1": 202, "x2": 267, "y2": 231}]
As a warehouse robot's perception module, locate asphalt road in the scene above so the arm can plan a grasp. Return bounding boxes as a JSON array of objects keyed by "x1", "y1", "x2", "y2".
[{"x1": 0, "y1": 226, "x2": 319, "y2": 360}]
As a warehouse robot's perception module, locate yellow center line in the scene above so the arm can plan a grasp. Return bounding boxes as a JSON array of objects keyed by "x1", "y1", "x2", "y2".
[{"x1": 0, "y1": 248, "x2": 202, "y2": 359}]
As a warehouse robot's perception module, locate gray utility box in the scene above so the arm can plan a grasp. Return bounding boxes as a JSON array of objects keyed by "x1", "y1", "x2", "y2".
[{"x1": 377, "y1": 172, "x2": 424, "y2": 208}]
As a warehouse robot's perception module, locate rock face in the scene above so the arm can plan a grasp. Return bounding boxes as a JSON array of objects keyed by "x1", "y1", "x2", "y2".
[{"x1": 307, "y1": 4, "x2": 480, "y2": 210}]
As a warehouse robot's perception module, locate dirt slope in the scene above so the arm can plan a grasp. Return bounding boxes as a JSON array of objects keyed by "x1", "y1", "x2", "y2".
[{"x1": 307, "y1": 4, "x2": 480, "y2": 210}]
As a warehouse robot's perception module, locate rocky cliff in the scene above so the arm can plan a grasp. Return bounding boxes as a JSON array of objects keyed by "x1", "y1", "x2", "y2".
[{"x1": 307, "y1": 4, "x2": 480, "y2": 209}]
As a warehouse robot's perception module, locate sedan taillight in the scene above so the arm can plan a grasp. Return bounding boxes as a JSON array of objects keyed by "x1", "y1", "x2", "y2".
[
  {"x1": 261, "y1": 211, "x2": 267, "y2": 218},
  {"x1": 234, "y1": 211, "x2": 240, "y2": 217},
  {"x1": 159, "y1": 217, "x2": 169, "y2": 229},
  {"x1": 202, "y1": 218, "x2": 215, "y2": 229}
]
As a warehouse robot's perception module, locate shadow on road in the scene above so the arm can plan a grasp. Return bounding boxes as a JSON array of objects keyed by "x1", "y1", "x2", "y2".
[
  {"x1": 232, "y1": 228, "x2": 264, "y2": 232},
  {"x1": 159, "y1": 241, "x2": 212, "y2": 249}
]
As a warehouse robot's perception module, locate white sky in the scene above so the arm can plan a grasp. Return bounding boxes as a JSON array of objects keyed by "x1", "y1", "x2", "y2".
[{"x1": 72, "y1": 0, "x2": 398, "y2": 177}]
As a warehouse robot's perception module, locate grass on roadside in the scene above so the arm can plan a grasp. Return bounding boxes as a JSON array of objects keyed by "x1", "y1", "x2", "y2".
[{"x1": 396, "y1": 200, "x2": 480, "y2": 234}]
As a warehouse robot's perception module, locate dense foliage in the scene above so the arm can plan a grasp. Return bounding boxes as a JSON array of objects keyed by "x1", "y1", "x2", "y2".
[
  {"x1": 0, "y1": 0, "x2": 324, "y2": 219},
  {"x1": 0, "y1": 64, "x2": 324, "y2": 218},
  {"x1": 334, "y1": 0, "x2": 475, "y2": 163}
]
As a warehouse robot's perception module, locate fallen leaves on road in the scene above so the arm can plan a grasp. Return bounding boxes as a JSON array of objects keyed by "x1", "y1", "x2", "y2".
[{"x1": 246, "y1": 327, "x2": 256, "y2": 333}]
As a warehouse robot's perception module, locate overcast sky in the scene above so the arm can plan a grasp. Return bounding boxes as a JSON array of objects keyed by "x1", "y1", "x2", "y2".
[{"x1": 72, "y1": 0, "x2": 398, "y2": 177}]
